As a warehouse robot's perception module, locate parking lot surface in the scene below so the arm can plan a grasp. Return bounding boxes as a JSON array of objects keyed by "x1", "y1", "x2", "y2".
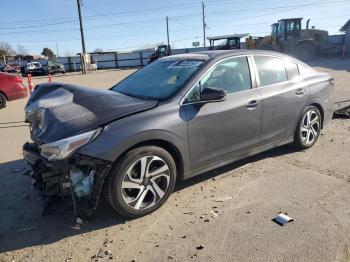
[{"x1": 0, "y1": 58, "x2": 349, "y2": 262}]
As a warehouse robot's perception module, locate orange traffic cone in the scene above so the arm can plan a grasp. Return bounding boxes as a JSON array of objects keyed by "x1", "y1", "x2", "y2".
[
  {"x1": 27, "y1": 74, "x2": 34, "y2": 95},
  {"x1": 48, "y1": 73, "x2": 52, "y2": 82}
]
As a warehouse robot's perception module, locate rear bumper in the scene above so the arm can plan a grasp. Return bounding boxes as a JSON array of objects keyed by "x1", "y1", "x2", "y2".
[
  {"x1": 323, "y1": 79, "x2": 335, "y2": 128},
  {"x1": 6, "y1": 83, "x2": 29, "y2": 101},
  {"x1": 26, "y1": 69, "x2": 45, "y2": 75},
  {"x1": 48, "y1": 68, "x2": 65, "y2": 73},
  {"x1": 22, "y1": 142, "x2": 112, "y2": 218}
]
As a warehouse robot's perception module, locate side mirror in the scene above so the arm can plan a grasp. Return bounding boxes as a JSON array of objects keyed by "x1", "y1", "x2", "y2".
[{"x1": 200, "y1": 87, "x2": 227, "y2": 102}]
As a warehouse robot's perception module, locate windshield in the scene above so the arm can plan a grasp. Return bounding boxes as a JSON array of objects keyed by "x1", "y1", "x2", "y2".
[
  {"x1": 111, "y1": 59, "x2": 204, "y2": 100},
  {"x1": 48, "y1": 59, "x2": 60, "y2": 65},
  {"x1": 27, "y1": 63, "x2": 40, "y2": 68}
]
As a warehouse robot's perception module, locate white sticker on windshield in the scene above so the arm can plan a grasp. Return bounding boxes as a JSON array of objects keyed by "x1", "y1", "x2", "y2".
[{"x1": 168, "y1": 60, "x2": 203, "y2": 68}]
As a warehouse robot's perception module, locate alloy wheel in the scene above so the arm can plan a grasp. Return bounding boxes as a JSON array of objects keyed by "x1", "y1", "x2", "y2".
[
  {"x1": 121, "y1": 155, "x2": 171, "y2": 210},
  {"x1": 300, "y1": 110, "x2": 320, "y2": 145}
]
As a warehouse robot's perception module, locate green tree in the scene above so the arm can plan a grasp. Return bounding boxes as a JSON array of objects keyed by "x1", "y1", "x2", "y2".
[{"x1": 42, "y1": 47, "x2": 55, "y2": 59}]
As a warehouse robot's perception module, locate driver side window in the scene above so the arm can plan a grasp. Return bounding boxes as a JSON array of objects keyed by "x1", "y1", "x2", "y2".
[{"x1": 184, "y1": 56, "x2": 252, "y2": 103}]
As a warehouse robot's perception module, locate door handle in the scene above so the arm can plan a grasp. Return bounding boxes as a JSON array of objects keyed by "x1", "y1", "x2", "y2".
[
  {"x1": 295, "y1": 88, "x2": 306, "y2": 96},
  {"x1": 246, "y1": 100, "x2": 260, "y2": 109}
]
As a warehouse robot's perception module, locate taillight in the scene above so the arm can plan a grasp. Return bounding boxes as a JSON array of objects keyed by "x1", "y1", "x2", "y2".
[{"x1": 9, "y1": 75, "x2": 23, "y2": 83}]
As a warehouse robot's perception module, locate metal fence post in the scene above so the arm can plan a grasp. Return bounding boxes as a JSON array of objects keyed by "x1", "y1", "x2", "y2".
[
  {"x1": 140, "y1": 51, "x2": 143, "y2": 66},
  {"x1": 114, "y1": 53, "x2": 118, "y2": 68},
  {"x1": 68, "y1": 57, "x2": 72, "y2": 72}
]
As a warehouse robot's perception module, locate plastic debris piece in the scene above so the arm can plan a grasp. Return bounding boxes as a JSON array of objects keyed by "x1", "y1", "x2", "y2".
[
  {"x1": 213, "y1": 196, "x2": 233, "y2": 202},
  {"x1": 196, "y1": 244, "x2": 205, "y2": 250},
  {"x1": 334, "y1": 100, "x2": 350, "y2": 118},
  {"x1": 273, "y1": 213, "x2": 294, "y2": 226}
]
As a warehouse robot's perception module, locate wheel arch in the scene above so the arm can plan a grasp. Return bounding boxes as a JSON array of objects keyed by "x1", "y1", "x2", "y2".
[
  {"x1": 309, "y1": 103, "x2": 324, "y2": 128},
  {"x1": 101, "y1": 138, "x2": 186, "y2": 192},
  {"x1": 126, "y1": 139, "x2": 185, "y2": 180},
  {"x1": 293, "y1": 102, "x2": 325, "y2": 135},
  {"x1": 0, "y1": 90, "x2": 8, "y2": 101}
]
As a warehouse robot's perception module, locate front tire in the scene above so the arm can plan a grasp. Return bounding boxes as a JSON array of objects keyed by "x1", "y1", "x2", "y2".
[
  {"x1": 105, "y1": 146, "x2": 177, "y2": 218},
  {"x1": 293, "y1": 106, "x2": 321, "y2": 149}
]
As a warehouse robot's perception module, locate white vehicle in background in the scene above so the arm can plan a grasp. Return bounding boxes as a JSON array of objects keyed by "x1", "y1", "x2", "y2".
[
  {"x1": 23, "y1": 62, "x2": 46, "y2": 77},
  {"x1": 22, "y1": 59, "x2": 66, "y2": 77}
]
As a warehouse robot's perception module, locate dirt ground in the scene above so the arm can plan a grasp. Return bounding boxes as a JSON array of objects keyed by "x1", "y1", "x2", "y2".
[{"x1": 0, "y1": 58, "x2": 349, "y2": 262}]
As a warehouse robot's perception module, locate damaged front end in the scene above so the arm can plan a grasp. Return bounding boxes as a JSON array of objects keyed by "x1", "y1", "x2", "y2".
[
  {"x1": 22, "y1": 83, "x2": 157, "y2": 219},
  {"x1": 23, "y1": 140, "x2": 112, "y2": 219}
]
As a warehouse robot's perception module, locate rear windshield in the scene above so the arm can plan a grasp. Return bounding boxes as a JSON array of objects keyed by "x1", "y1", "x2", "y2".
[
  {"x1": 48, "y1": 59, "x2": 60, "y2": 65},
  {"x1": 111, "y1": 59, "x2": 204, "y2": 100}
]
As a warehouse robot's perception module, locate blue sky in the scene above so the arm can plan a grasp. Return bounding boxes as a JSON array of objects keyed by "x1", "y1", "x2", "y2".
[{"x1": 0, "y1": 0, "x2": 349, "y2": 55}]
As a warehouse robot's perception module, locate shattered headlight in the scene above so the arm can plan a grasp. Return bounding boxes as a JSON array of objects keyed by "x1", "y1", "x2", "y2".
[{"x1": 39, "y1": 128, "x2": 101, "y2": 161}]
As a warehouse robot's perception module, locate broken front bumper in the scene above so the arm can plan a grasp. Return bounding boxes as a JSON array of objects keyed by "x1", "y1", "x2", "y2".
[{"x1": 23, "y1": 142, "x2": 112, "y2": 218}]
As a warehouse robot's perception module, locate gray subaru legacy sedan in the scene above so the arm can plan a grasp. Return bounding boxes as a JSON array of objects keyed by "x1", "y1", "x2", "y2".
[{"x1": 23, "y1": 50, "x2": 334, "y2": 219}]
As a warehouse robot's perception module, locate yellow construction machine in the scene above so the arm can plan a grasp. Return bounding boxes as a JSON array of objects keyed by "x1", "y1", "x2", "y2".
[{"x1": 247, "y1": 18, "x2": 328, "y2": 59}]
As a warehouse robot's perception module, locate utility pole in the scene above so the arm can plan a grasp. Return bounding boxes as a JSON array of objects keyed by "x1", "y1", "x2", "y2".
[
  {"x1": 166, "y1": 16, "x2": 170, "y2": 47},
  {"x1": 76, "y1": 0, "x2": 86, "y2": 74},
  {"x1": 55, "y1": 42, "x2": 59, "y2": 58},
  {"x1": 202, "y1": 2, "x2": 206, "y2": 47}
]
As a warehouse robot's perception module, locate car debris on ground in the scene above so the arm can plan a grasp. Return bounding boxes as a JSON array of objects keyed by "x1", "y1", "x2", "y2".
[
  {"x1": 334, "y1": 100, "x2": 350, "y2": 118},
  {"x1": 272, "y1": 213, "x2": 294, "y2": 226}
]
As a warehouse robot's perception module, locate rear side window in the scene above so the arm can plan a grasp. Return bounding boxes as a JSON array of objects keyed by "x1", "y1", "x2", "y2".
[
  {"x1": 298, "y1": 64, "x2": 314, "y2": 76},
  {"x1": 254, "y1": 56, "x2": 287, "y2": 86},
  {"x1": 285, "y1": 60, "x2": 299, "y2": 80}
]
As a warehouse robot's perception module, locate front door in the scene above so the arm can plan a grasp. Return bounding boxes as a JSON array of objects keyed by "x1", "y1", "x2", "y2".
[{"x1": 181, "y1": 56, "x2": 262, "y2": 171}]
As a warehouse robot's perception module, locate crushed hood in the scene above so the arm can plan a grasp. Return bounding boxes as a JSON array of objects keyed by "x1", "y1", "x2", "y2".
[{"x1": 25, "y1": 83, "x2": 158, "y2": 144}]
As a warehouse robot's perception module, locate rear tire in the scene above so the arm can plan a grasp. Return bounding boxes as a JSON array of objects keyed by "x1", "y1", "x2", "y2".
[
  {"x1": 0, "y1": 93, "x2": 6, "y2": 109},
  {"x1": 105, "y1": 146, "x2": 177, "y2": 218},
  {"x1": 293, "y1": 106, "x2": 321, "y2": 149}
]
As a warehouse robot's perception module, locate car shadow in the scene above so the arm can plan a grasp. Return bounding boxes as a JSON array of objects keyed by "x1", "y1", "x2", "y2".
[
  {"x1": 175, "y1": 144, "x2": 298, "y2": 191},
  {"x1": 0, "y1": 144, "x2": 298, "y2": 253}
]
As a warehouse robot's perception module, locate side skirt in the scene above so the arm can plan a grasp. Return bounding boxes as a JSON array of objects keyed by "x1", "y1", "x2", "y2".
[{"x1": 182, "y1": 136, "x2": 294, "y2": 180}]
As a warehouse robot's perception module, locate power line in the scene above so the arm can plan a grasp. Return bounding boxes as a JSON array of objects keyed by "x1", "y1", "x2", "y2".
[
  {"x1": 0, "y1": 1, "x2": 346, "y2": 36},
  {"x1": 9, "y1": 27, "x2": 203, "y2": 44},
  {"x1": 207, "y1": 0, "x2": 350, "y2": 15},
  {"x1": 1, "y1": 0, "x2": 348, "y2": 53},
  {"x1": 0, "y1": 0, "x2": 337, "y2": 29},
  {"x1": 0, "y1": 20, "x2": 77, "y2": 30}
]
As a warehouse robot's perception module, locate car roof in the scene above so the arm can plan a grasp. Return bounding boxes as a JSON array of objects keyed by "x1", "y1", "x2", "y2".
[
  {"x1": 195, "y1": 49, "x2": 289, "y2": 57},
  {"x1": 164, "y1": 49, "x2": 294, "y2": 60},
  {"x1": 160, "y1": 53, "x2": 211, "y2": 61},
  {"x1": 160, "y1": 50, "x2": 309, "y2": 68}
]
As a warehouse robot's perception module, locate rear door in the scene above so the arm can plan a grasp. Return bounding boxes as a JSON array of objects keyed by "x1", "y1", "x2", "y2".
[
  {"x1": 253, "y1": 55, "x2": 308, "y2": 145},
  {"x1": 181, "y1": 56, "x2": 262, "y2": 170}
]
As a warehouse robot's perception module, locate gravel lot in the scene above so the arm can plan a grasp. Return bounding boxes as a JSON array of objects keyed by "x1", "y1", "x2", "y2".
[{"x1": 0, "y1": 58, "x2": 349, "y2": 262}]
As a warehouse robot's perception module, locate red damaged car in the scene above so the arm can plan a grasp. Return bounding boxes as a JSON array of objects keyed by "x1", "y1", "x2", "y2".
[{"x1": 0, "y1": 72, "x2": 30, "y2": 108}]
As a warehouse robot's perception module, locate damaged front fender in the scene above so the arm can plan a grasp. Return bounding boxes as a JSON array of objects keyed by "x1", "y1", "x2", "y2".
[{"x1": 23, "y1": 142, "x2": 112, "y2": 218}]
